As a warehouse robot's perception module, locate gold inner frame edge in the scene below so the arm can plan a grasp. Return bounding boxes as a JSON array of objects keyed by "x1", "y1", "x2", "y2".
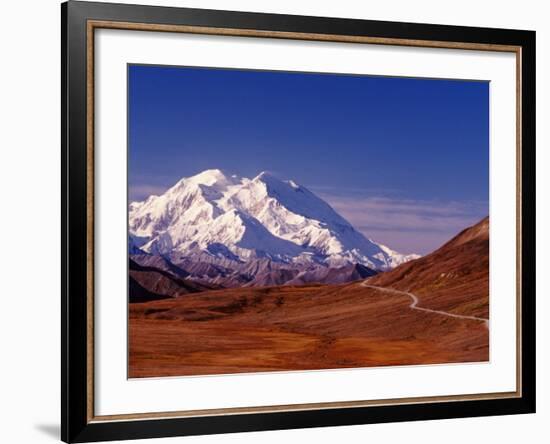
[{"x1": 85, "y1": 19, "x2": 523, "y2": 423}]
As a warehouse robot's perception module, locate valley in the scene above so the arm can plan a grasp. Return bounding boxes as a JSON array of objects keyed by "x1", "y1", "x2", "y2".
[
  {"x1": 129, "y1": 279, "x2": 488, "y2": 378},
  {"x1": 129, "y1": 217, "x2": 489, "y2": 377}
]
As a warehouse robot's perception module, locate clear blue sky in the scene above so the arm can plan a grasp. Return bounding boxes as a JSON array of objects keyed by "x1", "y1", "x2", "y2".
[{"x1": 128, "y1": 65, "x2": 489, "y2": 254}]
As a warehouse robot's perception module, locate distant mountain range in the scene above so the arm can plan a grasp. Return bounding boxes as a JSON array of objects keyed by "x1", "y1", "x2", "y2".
[
  {"x1": 129, "y1": 169, "x2": 419, "y2": 283},
  {"x1": 127, "y1": 170, "x2": 489, "y2": 305}
]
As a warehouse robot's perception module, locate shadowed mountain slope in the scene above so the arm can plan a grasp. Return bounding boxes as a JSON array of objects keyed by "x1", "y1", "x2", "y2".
[
  {"x1": 367, "y1": 217, "x2": 489, "y2": 318},
  {"x1": 128, "y1": 259, "x2": 215, "y2": 302}
]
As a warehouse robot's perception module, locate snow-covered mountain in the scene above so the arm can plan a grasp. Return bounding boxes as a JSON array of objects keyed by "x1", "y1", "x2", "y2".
[{"x1": 129, "y1": 169, "x2": 419, "y2": 271}]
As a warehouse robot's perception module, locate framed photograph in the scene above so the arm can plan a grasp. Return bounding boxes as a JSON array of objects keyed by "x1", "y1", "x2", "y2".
[{"x1": 62, "y1": 1, "x2": 535, "y2": 442}]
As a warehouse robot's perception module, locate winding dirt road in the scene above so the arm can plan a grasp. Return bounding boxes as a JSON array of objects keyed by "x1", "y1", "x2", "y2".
[{"x1": 360, "y1": 282, "x2": 489, "y2": 328}]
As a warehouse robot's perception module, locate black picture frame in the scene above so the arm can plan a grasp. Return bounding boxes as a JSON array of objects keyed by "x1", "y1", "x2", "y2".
[{"x1": 62, "y1": 1, "x2": 536, "y2": 442}]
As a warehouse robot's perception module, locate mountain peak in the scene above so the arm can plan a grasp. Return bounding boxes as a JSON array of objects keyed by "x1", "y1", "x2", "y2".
[
  {"x1": 252, "y1": 171, "x2": 280, "y2": 183},
  {"x1": 189, "y1": 169, "x2": 230, "y2": 185},
  {"x1": 252, "y1": 172, "x2": 304, "y2": 192},
  {"x1": 168, "y1": 169, "x2": 237, "y2": 193}
]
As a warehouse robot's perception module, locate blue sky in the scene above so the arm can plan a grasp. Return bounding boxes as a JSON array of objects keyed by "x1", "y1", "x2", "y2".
[{"x1": 129, "y1": 65, "x2": 489, "y2": 254}]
